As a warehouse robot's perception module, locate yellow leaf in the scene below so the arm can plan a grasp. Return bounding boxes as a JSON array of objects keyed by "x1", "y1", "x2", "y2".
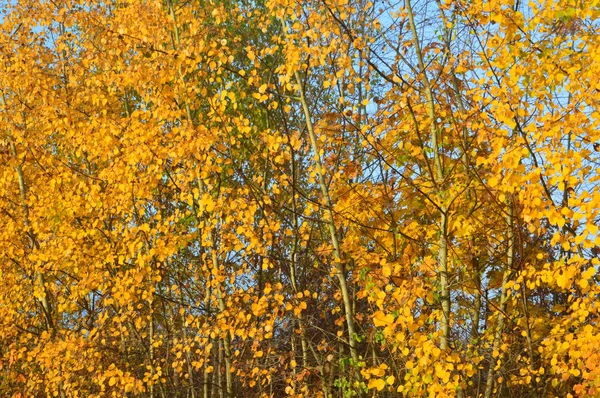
[
  {"x1": 556, "y1": 272, "x2": 570, "y2": 289},
  {"x1": 582, "y1": 267, "x2": 596, "y2": 279},
  {"x1": 373, "y1": 311, "x2": 394, "y2": 327},
  {"x1": 368, "y1": 378, "x2": 386, "y2": 391}
]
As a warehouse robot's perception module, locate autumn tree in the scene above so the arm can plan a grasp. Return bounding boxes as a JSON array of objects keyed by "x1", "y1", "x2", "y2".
[{"x1": 1, "y1": 0, "x2": 600, "y2": 397}]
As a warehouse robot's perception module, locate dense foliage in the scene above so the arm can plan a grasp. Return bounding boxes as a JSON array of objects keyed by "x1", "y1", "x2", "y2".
[{"x1": 1, "y1": 0, "x2": 600, "y2": 396}]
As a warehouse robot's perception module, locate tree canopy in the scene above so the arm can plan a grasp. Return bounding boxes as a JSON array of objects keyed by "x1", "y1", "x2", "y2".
[{"x1": 1, "y1": 0, "x2": 600, "y2": 397}]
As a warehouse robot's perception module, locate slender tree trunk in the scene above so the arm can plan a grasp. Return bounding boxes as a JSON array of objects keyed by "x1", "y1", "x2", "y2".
[
  {"x1": 211, "y1": 243, "x2": 233, "y2": 398},
  {"x1": 217, "y1": 339, "x2": 224, "y2": 398},
  {"x1": 203, "y1": 339, "x2": 211, "y2": 398},
  {"x1": 484, "y1": 203, "x2": 513, "y2": 398},
  {"x1": 292, "y1": 68, "x2": 360, "y2": 371},
  {"x1": 405, "y1": 0, "x2": 450, "y2": 350},
  {"x1": 203, "y1": 281, "x2": 212, "y2": 398},
  {"x1": 182, "y1": 311, "x2": 197, "y2": 398},
  {"x1": 149, "y1": 298, "x2": 155, "y2": 398},
  {"x1": 472, "y1": 265, "x2": 482, "y2": 340}
]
